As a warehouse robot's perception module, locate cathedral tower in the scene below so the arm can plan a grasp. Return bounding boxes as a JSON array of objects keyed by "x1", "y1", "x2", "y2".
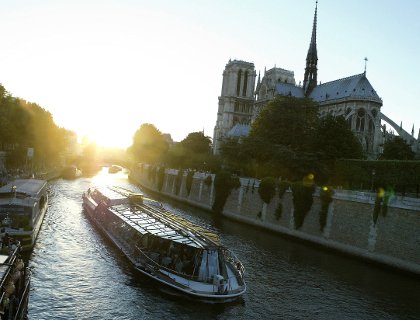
[
  {"x1": 213, "y1": 60, "x2": 256, "y2": 154},
  {"x1": 303, "y1": 1, "x2": 318, "y2": 96}
]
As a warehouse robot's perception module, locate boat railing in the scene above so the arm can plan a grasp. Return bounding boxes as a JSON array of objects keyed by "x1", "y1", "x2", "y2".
[
  {"x1": 12, "y1": 267, "x2": 30, "y2": 320},
  {"x1": 0, "y1": 245, "x2": 19, "y2": 291},
  {"x1": 135, "y1": 203, "x2": 220, "y2": 248},
  {"x1": 132, "y1": 245, "x2": 244, "y2": 293},
  {"x1": 222, "y1": 249, "x2": 245, "y2": 279}
]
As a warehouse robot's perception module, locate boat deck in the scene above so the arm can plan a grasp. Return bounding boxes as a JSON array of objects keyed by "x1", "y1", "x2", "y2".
[
  {"x1": 111, "y1": 202, "x2": 220, "y2": 249},
  {"x1": 91, "y1": 186, "x2": 221, "y2": 250}
]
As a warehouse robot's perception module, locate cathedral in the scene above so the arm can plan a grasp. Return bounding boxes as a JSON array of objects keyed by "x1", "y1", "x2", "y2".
[{"x1": 212, "y1": 2, "x2": 388, "y2": 159}]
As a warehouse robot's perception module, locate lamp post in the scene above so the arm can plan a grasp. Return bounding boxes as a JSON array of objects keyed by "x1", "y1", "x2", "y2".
[{"x1": 371, "y1": 169, "x2": 376, "y2": 192}]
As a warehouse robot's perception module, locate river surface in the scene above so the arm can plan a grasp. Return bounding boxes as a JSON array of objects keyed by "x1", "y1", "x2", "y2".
[{"x1": 27, "y1": 168, "x2": 420, "y2": 319}]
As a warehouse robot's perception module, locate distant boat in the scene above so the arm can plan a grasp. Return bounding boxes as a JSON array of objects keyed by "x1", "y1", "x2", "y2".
[
  {"x1": 82, "y1": 186, "x2": 246, "y2": 302},
  {"x1": 108, "y1": 165, "x2": 122, "y2": 174},
  {"x1": 61, "y1": 165, "x2": 82, "y2": 179},
  {"x1": 0, "y1": 179, "x2": 48, "y2": 251},
  {"x1": 0, "y1": 242, "x2": 31, "y2": 319}
]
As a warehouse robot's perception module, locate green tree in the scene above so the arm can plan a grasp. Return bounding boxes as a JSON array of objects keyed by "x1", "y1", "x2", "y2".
[
  {"x1": 219, "y1": 138, "x2": 251, "y2": 174},
  {"x1": 249, "y1": 96, "x2": 319, "y2": 153},
  {"x1": 164, "y1": 131, "x2": 219, "y2": 171},
  {"x1": 258, "y1": 177, "x2": 276, "y2": 204},
  {"x1": 381, "y1": 136, "x2": 415, "y2": 160},
  {"x1": 180, "y1": 132, "x2": 211, "y2": 154},
  {"x1": 314, "y1": 115, "x2": 364, "y2": 160},
  {"x1": 0, "y1": 85, "x2": 73, "y2": 170},
  {"x1": 128, "y1": 123, "x2": 169, "y2": 164},
  {"x1": 243, "y1": 96, "x2": 319, "y2": 179}
]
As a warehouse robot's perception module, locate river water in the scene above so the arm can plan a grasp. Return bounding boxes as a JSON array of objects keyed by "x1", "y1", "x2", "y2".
[{"x1": 27, "y1": 168, "x2": 420, "y2": 319}]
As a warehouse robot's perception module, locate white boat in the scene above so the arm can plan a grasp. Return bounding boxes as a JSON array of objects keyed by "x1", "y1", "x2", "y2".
[
  {"x1": 108, "y1": 165, "x2": 122, "y2": 174},
  {"x1": 82, "y1": 186, "x2": 246, "y2": 302},
  {"x1": 0, "y1": 179, "x2": 48, "y2": 251}
]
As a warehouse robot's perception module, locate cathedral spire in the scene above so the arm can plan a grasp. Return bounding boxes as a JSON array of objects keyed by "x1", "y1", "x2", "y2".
[{"x1": 303, "y1": 1, "x2": 318, "y2": 96}]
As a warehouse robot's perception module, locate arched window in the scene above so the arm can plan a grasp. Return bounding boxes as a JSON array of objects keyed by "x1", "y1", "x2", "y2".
[
  {"x1": 243, "y1": 71, "x2": 248, "y2": 96},
  {"x1": 369, "y1": 119, "x2": 374, "y2": 132},
  {"x1": 236, "y1": 70, "x2": 242, "y2": 96},
  {"x1": 356, "y1": 108, "x2": 366, "y2": 132}
]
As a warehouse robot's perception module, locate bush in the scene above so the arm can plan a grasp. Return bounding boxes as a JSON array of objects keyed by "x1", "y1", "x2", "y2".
[
  {"x1": 258, "y1": 177, "x2": 276, "y2": 204},
  {"x1": 212, "y1": 171, "x2": 240, "y2": 214},
  {"x1": 291, "y1": 179, "x2": 315, "y2": 229},
  {"x1": 186, "y1": 170, "x2": 195, "y2": 195}
]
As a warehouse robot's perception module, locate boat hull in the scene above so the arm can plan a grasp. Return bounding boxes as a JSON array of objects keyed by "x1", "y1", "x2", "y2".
[
  {"x1": 82, "y1": 190, "x2": 246, "y2": 302},
  {"x1": 0, "y1": 179, "x2": 49, "y2": 251}
]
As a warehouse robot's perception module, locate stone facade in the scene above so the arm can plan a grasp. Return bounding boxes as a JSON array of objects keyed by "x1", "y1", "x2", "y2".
[
  {"x1": 130, "y1": 164, "x2": 420, "y2": 275},
  {"x1": 213, "y1": 4, "x2": 389, "y2": 158},
  {"x1": 213, "y1": 60, "x2": 256, "y2": 154}
]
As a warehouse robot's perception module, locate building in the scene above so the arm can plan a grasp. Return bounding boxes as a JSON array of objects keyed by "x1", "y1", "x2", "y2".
[{"x1": 213, "y1": 2, "x2": 416, "y2": 158}]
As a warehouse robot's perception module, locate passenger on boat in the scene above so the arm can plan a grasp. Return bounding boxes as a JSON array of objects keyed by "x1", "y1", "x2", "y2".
[
  {"x1": 1, "y1": 234, "x2": 10, "y2": 249},
  {"x1": 161, "y1": 255, "x2": 172, "y2": 268},
  {"x1": 174, "y1": 254, "x2": 183, "y2": 273}
]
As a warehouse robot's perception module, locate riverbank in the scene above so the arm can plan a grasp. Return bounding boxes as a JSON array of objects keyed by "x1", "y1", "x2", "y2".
[{"x1": 129, "y1": 164, "x2": 420, "y2": 276}]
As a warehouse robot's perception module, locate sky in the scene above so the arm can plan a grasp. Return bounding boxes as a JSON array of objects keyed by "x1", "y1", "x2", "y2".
[{"x1": 0, "y1": 0, "x2": 419, "y2": 148}]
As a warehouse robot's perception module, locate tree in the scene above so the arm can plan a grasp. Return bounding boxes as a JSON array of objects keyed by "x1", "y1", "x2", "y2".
[
  {"x1": 219, "y1": 138, "x2": 251, "y2": 174},
  {"x1": 164, "y1": 131, "x2": 219, "y2": 171},
  {"x1": 243, "y1": 96, "x2": 320, "y2": 179},
  {"x1": 128, "y1": 123, "x2": 169, "y2": 164},
  {"x1": 381, "y1": 136, "x2": 415, "y2": 160},
  {"x1": 180, "y1": 132, "x2": 211, "y2": 154},
  {"x1": 249, "y1": 96, "x2": 319, "y2": 154},
  {"x1": 0, "y1": 85, "x2": 73, "y2": 170},
  {"x1": 314, "y1": 115, "x2": 364, "y2": 160}
]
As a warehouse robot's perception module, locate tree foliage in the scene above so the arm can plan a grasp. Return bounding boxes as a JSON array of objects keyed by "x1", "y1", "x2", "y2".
[
  {"x1": 243, "y1": 96, "x2": 320, "y2": 180},
  {"x1": 128, "y1": 123, "x2": 169, "y2": 164},
  {"x1": 212, "y1": 171, "x2": 240, "y2": 214},
  {"x1": 249, "y1": 96, "x2": 319, "y2": 153},
  {"x1": 381, "y1": 136, "x2": 415, "y2": 160},
  {"x1": 164, "y1": 131, "x2": 220, "y2": 171},
  {"x1": 0, "y1": 84, "x2": 73, "y2": 170},
  {"x1": 314, "y1": 115, "x2": 363, "y2": 160},
  {"x1": 258, "y1": 177, "x2": 276, "y2": 204},
  {"x1": 180, "y1": 132, "x2": 211, "y2": 154}
]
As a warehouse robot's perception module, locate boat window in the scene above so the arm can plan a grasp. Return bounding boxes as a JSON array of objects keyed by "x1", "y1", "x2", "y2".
[{"x1": 198, "y1": 249, "x2": 220, "y2": 282}]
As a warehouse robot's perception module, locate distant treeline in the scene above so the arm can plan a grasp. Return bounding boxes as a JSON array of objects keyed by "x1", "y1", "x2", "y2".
[
  {"x1": 0, "y1": 84, "x2": 75, "y2": 169},
  {"x1": 334, "y1": 159, "x2": 420, "y2": 195}
]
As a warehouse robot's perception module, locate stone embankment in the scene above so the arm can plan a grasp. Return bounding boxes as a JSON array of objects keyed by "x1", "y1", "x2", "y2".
[{"x1": 130, "y1": 164, "x2": 420, "y2": 276}]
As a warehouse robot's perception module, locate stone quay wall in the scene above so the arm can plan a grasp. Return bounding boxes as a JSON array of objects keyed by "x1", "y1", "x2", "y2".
[{"x1": 130, "y1": 164, "x2": 420, "y2": 275}]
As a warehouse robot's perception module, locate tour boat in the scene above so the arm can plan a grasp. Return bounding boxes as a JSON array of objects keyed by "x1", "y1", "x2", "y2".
[
  {"x1": 61, "y1": 165, "x2": 82, "y2": 179},
  {"x1": 108, "y1": 165, "x2": 122, "y2": 174},
  {"x1": 0, "y1": 179, "x2": 49, "y2": 251},
  {"x1": 82, "y1": 186, "x2": 246, "y2": 302},
  {"x1": 0, "y1": 242, "x2": 31, "y2": 319}
]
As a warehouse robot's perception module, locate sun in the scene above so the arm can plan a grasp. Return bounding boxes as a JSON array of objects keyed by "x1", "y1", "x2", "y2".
[{"x1": 76, "y1": 126, "x2": 133, "y2": 149}]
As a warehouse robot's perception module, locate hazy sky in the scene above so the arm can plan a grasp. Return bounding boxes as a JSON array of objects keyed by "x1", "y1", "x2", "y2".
[{"x1": 0, "y1": 0, "x2": 419, "y2": 147}]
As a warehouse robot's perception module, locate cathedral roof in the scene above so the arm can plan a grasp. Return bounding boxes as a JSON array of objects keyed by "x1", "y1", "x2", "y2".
[
  {"x1": 309, "y1": 73, "x2": 382, "y2": 104},
  {"x1": 227, "y1": 123, "x2": 250, "y2": 138},
  {"x1": 274, "y1": 73, "x2": 382, "y2": 105},
  {"x1": 275, "y1": 82, "x2": 304, "y2": 98}
]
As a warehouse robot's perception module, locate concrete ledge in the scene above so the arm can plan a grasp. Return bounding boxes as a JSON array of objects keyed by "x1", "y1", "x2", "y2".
[{"x1": 130, "y1": 172, "x2": 420, "y2": 277}]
